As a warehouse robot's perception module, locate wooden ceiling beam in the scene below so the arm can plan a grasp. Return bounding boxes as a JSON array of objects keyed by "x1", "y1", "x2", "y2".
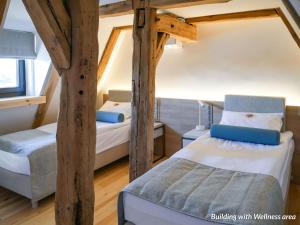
[
  {"x1": 156, "y1": 14, "x2": 197, "y2": 42},
  {"x1": 150, "y1": 0, "x2": 231, "y2": 9},
  {"x1": 281, "y1": 0, "x2": 300, "y2": 30},
  {"x1": 23, "y1": 0, "x2": 71, "y2": 72},
  {"x1": 0, "y1": 0, "x2": 9, "y2": 29},
  {"x1": 186, "y1": 8, "x2": 279, "y2": 24},
  {"x1": 97, "y1": 25, "x2": 132, "y2": 82},
  {"x1": 99, "y1": 0, "x2": 232, "y2": 18},
  {"x1": 276, "y1": 8, "x2": 300, "y2": 48},
  {"x1": 156, "y1": 32, "x2": 170, "y2": 64},
  {"x1": 186, "y1": 8, "x2": 300, "y2": 48},
  {"x1": 97, "y1": 28, "x2": 122, "y2": 82},
  {"x1": 48, "y1": 0, "x2": 71, "y2": 44},
  {"x1": 32, "y1": 66, "x2": 59, "y2": 128}
]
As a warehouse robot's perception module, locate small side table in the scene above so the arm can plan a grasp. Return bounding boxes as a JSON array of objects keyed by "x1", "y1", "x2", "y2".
[{"x1": 182, "y1": 128, "x2": 209, "y2": 148}]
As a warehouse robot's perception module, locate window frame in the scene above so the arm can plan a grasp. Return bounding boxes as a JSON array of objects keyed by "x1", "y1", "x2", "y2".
[{"x1": 0, "y1": 60, "x2": 26, "y2": 98}]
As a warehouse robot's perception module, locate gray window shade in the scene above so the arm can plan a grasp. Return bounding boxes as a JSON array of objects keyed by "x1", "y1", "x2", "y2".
[{"x1": 0, "y1": 29, "x2": 36, "y2": 59}]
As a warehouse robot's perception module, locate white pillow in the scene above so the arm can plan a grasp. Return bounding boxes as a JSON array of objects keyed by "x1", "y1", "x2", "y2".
[
  {"x1": 220, "y1": 110, "x2": 283, "y2": 131},
  {"x1": 99, "y1": 101, "x2": 131, "y2": 119}
]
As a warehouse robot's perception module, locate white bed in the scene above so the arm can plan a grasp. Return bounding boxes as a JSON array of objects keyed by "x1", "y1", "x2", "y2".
[
  {"x1": 0, "y1": 120, "x2": 131, "y2": 176},
  {"x1": 123, "y1": 133, "x2": 294, "y2": 225},
  {"x1": 121, "y1": 95, "x2": 294, "y2": 225}
]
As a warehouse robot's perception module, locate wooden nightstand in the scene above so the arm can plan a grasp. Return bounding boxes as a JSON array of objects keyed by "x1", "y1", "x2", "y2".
[
  {"x1": 153, "y1": 122, "x2": 165, "y2": 162},
  {"x1": 182, "y1": 128, "x2": 209, "y2": 148}
]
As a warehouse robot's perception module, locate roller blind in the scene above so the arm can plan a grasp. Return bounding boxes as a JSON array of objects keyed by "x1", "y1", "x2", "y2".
[{"x1": 0, "y1": 29, "x2": 36, "y2": 59}]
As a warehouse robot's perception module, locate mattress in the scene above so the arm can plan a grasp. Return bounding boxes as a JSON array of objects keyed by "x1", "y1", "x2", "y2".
[
  {"x1": 123, "y1": 133, "x2": 294, "y2": 225},
  {"x1": 0, "y1": 120, "x2": 131, "y2": 176}
]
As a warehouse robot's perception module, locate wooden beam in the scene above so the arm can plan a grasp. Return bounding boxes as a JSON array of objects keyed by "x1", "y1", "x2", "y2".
[
  {"x1": 0, "y1": 96, "x2": 46, "y2": 110},
  {"x1": 32, "y1": 67, "x2": 59, "y2": 128},
  {"x1": 22, "y1": 0, "x2": 70, "y2": 72},
  {"x1": 156, "y1": 14, "x2": 197, "y2": 42},
  {"x1": 186, "y1": 8, "x2": 279, "y2": 24},
  {"x1": 0, "y1": 0, "x2": 9, "y2": 29},
  {"x1": 99, "y1": 0, "x2": 231, "y2": 18},
  {"x1": 97, "y1": 28, "x2": 121, "y2": 81},
  {"x1": 276, "y1": 8, "x2": 300, "y2": 48},
  {"x1": 54, "y1": 0, "x2": 99, "y2": 224},
  {"x1": 25, "y1": 0, "x2": 98, "y2": 224},
  {"x1": 156, "y1": 32, "x2": 170, "y2": 64},
  {"x1": 97, "y1": 25, "x2": 132, "y2": 82},
  {"x1": 130, "y1": 1, "x2": 157, "y2": 181},
  {"x1": 99, "y1": 0, "x2": 132, "y2": 18},
  {"x1": 150, "y1": 0, "x2": 231, "y2": 9},
  {"x1": 281, "y1": 0, "x2": 300, "y2": 30},
  {"x1": 186, "y1": 8, "x2": 300, "y2": 48},
  {"x1": 48, "y1": 0, "x2": 71, "y2": 44}
]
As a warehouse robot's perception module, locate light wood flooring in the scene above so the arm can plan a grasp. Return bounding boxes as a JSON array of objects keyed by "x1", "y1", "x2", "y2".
[{"x1": 0, "y1": 157, "x2": 299, "y2": 225}]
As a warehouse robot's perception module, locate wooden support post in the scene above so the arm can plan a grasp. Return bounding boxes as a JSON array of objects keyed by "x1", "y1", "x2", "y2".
[
  {"x1": 55, "y1": 1, "x2": 98, "y2": 224},
  {"x1": 130, "y1": 0, "x2": 157, "y2": 181},
  {"x1": 24, "y1": 0, "x2": 98, "y2": 224}
]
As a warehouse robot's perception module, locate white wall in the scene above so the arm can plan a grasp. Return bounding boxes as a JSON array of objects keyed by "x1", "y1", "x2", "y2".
[
  {"x1": 0, "y1": 0, "x2": 52, "y2": 134},
  {"x1": 100, "y1": 17, "x2": 300, "y2": 106}
]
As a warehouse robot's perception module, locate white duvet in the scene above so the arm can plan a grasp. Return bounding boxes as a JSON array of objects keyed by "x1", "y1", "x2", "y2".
[
  {"x1": 0, "y1": 120, "x2": 131, "y2": 175},
  {"x1": 173, "y1": 131, "x2": 294, "y2": 191}
]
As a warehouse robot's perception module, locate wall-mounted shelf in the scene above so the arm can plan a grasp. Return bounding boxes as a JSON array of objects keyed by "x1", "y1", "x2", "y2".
[{"x1": 0, "y1": 96, "x2": 46, "y2": 110}]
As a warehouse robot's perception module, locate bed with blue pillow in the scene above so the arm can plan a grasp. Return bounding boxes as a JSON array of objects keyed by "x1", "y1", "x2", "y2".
[
  {"x1": 0, "y1": 90, "x2": 132, "y2": 208},
  {"x1": 119, "y1": 95, "x2": 295, "y2": 225}
]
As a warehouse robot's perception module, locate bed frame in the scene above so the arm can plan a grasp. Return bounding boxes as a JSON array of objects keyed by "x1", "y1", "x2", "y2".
[{"x1": 0, "y1": 90, "x2": 132, "y2": 208}]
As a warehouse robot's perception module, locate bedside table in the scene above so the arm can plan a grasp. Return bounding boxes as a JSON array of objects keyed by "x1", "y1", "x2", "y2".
[
  {"x1": 153, "y1": 122, "x2": 165, "y2": 162},
  {"x1": 182, "y1": 128, "x2": 209, "y2": 148}
]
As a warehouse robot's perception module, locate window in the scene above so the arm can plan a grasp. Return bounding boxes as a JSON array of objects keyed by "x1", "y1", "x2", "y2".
[{"x1": 0, "y1": 59, "x2": 26, "y2": 98}]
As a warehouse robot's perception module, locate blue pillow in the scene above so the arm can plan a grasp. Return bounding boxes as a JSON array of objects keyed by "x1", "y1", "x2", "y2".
[
  {"x1": 96, "y1": 111, "x2": 125, "y2": 123},
  {"x1": 210, "y1": 124, "x2": 280, "y2": 146}
]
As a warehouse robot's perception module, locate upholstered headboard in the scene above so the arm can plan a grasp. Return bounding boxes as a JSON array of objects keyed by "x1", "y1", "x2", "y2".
[
  {"x1": 106, "y1": 90, "x2": 161, "y2": 120},
  {"x1": 224, "y1": 95, "x2": 286, "y2": 130},
  {"x1": 107, "y1": 90, "x2": 132, "y2": 102}
]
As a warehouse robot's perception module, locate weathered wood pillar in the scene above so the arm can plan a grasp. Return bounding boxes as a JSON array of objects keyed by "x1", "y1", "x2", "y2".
[
  {"x1": 130, "y1": 0, "x2": 157, "y2": 181},
  {"x1": 55, "y1": 0, "x2": 98, "y2": 225},
  {"x1": 24, "y1": 0, "x2": 98, "y2": 223}
]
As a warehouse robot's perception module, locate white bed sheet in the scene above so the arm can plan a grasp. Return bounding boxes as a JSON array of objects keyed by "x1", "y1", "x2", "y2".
[
  {"x1": 0, "y1": 120, "x2": 131, "y2": 176},
  {"x1": 123, "y1": 133, "x2": 294, "y2": 225}
]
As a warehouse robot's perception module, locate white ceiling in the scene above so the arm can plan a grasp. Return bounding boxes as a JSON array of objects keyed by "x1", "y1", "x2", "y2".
[{"x1": 3, "y1": 0, "x2": 299, "y2": 39}]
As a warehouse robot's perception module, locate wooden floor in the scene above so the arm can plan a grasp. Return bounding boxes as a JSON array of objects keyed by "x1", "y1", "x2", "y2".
[{"x1": 0, "y1": 157, "x2": 299, "y2": 225}]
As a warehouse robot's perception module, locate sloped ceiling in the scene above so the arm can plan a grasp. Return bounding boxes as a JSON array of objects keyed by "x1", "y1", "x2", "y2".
[{"x1": 3, "y1": 0, "x2": 299, "y2": 37}]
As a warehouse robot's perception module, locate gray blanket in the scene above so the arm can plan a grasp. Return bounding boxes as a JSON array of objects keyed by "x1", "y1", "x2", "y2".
[
  {"x1": 0, "y1": 129, "x2": 57, "y2": 201},
  {"x1": 0, "y1": 129, "x2": 55, "y2": 155},
  {"x1": 118, "y1": 158, "x2": 284, "y2": 225}
]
